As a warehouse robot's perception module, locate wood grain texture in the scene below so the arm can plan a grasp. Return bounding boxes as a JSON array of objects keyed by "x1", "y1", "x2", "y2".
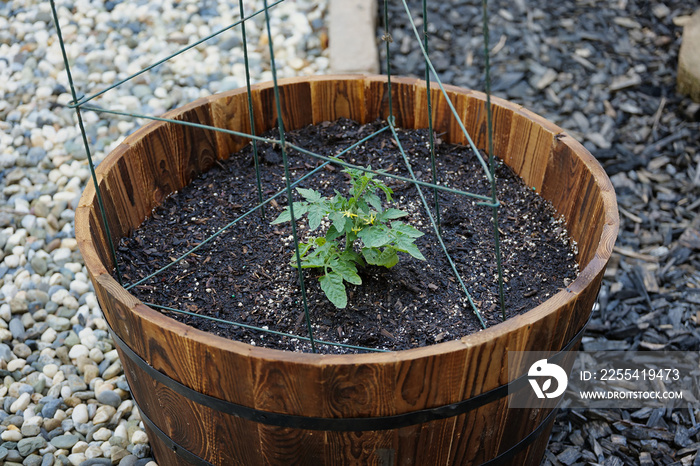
[
  {"x1": 207, "y1": 87, "x2": 255, "y2": 159},
  {"x1": 76, "y1": 75, "x2": 619, "y2": 465},
  {"x1": 308, "y1": 75, "x2": 368, "y2": 124},
  {"x1": 364, "y1": 76, "x2": 418, "y2": 127}
]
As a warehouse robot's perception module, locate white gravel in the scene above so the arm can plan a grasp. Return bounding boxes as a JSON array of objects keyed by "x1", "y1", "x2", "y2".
[{"x1": 0, "y1": 0, "x2": 329, "y2": 464}]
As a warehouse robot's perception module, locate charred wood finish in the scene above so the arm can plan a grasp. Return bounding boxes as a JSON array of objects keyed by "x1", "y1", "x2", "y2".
[{"x1": 76, "y1": 75, "x2": 618, "y2": 465}]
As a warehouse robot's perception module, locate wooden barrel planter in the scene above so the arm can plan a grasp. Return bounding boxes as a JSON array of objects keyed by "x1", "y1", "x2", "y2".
[{"x1": 76, "y1": 75, "x2": 618, "y2": 465}]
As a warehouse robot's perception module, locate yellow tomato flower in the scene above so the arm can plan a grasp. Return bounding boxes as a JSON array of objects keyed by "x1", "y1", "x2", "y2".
[{"x1": 342, "y1": 210, "x2": 357, "y2": 218}]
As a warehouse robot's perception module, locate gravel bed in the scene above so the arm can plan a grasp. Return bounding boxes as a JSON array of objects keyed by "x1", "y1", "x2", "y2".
[
  {"x1": 381, "y1": 0, "x2": 700, "y2": 464},
  {"x1": 0, "y1": 0, "x2": 328, "y2": 465}
]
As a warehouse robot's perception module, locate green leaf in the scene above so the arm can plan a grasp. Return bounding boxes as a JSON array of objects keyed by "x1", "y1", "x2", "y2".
[
  {"x1": 343, "y1": 167, "x2": 361, "y2": 180},
  {"x1": 357, "y1": 197, "x2": 370, "y2": 214},
  {"x1": 357, "y1": 226, "x2": 391, "y2": 248},
  {"x1": 362, "y1": 248, "x2": 399, "y2": 268},
  {"x1": 345, "y1": 230, "x2": 357, "y2": 245},
  {"x1": 329, "y1": 211, "x2": 348, "y2": 233},
  {"x1": 396, "y1": 239, "x2": 426, "y2": 261},
  {"x1": 355, "y1": 176, "x2": 370, "y2": 199},
  {"x1": 391, "y1": 221, "x2": 424, "y2": 238},
  {"x1": 296, "y1": 187, "x2": 323, "y2": 203},
  {"x1": 270, "y1": 209, "x2": 291, "y2": 225},
  {"x1": 377, "y1": 183, "x2": 393, "y2": 203},
  {"x1": 378, "y1": 208, "x2": 408, "y2": 221},
  {"x1": 326, "y1": 225, "x2": 342, "y2": 242},
  {"x1": 333, "y1": 261, "x2": 362, "y2": 285},
  {"x1": 340, "y1": 249, "x2": 363, "y2": 266},
  {"x1": 331, "y1": 192, "x2": 345, "y2": 209},
  {"x1": 319, "y1": 272, "x2": 347, "y2": 308},
  {"x1": 307, "y1": 203, "x2": 327, "y2": 231},
  {"x1": 298, "y1": 240, "x2": 314, "y2": 257},
  {"x1": 365, "y1": 192, "x2": 382, "y2": 212},
  {"x1": 270, "y1": 202, "x2": 309, "y2": 225},
  {"x1": 298, "y1": 250, "x2": 325, "y2": 268}
]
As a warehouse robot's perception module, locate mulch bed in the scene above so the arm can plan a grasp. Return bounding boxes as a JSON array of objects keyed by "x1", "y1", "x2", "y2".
[
  {"x1": 115, "y1": 118, "x2": 578, "y2": 353},
  {"x1": 381, "y1": 0, "x2": 700, "y2": 462}
]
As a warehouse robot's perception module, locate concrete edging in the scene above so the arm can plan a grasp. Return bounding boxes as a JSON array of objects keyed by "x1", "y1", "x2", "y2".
[
  {"x1": 328, "y1": 0, "x2": 379, "y2": 74},
  {"x1": 678, "y1": 9, "x2": 700, "y2": 102}
]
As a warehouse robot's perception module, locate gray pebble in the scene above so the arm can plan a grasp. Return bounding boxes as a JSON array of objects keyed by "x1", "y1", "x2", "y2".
[
  {"x1": 117, "y1": 456, "x2": 138, "y2": 466},
  {"x1": 97, "y1": 359, "x2": 111, "y2": 375},
  {"x1": 96, "y1": 390, "x2": 121, "y2": 408},
  {"x1": 6, "y1": 448, "x2": 23, "y2": 461},
  {"x1": 17, "y1": 436, "x2": 48, "y2": 456},
  {"x1": 60, "y1": 419, "x2": 74, "y2": 433},
  {"x1": 23, "y1": 453, "x2": 44, "y2": 466},
  {"x1": 59, "y1": 334, "x2": 80, "y2": 348},
  {"x1": 27, "y1": 289, "x2": 49, "y2": 307},
  {"x1": 131, "y1": 444, "x2": 150, "y2": 459},
  {"x1": 0, "y1": 343, "x2": 13, "y2": 362},
  {"x1": 24, "y1": 325, "x2": 46, "y2": 342},
  {"x1": 44, "y1": 302, "x2": 58, "y2": 314},
  {"x1": 67, "y1": 374, "x2": 87, "y2": 392},
  {"x1": 101, "y1": 361, "x2": 121, "y2": 380},
  {"x1": 21, "y1": 423, "x2": 41, "y2": 437},
  {"x1": 0, "y1": 213, "x2": 13, "y2": 229},
  {"x1": 0, "y1": 445, "x2": 7, "y2": 460},
  {"x1": 85, "y1": 424, "x2": 101, "y2": 442},
  {"x1": 30, "y1": 375, "x2": 45, "y2": 394},
  {"x1": 46, "y1": 427, "x2": 64, "y2": 440},
  {"x1": 13, "y1": 343, "x2": 31, "y2": 359},
  {"x1": 46, "y1": 286, "x2": 64, "y2": 299},
  {"x1": 27, "y1": 302, "x2": 43, "y2": 313},
  {"x1": 9, "y1": 295, "x2": 28, "y2": 313},
  {"x1": 56, "y1": 307, "x2": 76, "y2": 319},
  {"x1": 41, "y1": 452, "x2": 55, "y2": 466},
  {"x1": 6, "y1": 414, "x2": 25, "y2": 427},
  {"x1": 9, "y1": 317, "x2": 25, "y2": 339},
  {"x1": 74, "y1": 422, "x2": 90, "y2": 435},
  {"x1": 26, "y1": 148, "x2": 46, "y2": 167},
  {"x1": 4, "y1": 396, "x2": 17, "y2": 412},
  {"x1": 94, "y1": 341, "x2": 112, "y2": 353},
  {"x1": 41, "y1": 399, "x2": 62, "y2": 419},
  {"x1": 79, "y1": 459, "x2": 112, "y2": 466},
  {"x1": 29, "y1": 256, "x2": 48, "y2": 275},
  {"x1": 45, "y1": 315, "x2": 68, "y2": 332},
  {"x1": 72, "y1": 390, "x2": 95, "y2": 401},
  {"x1": 50, "y1": 434, "x2": 80, "y2": 450},
  {"x1": 116, "y1": 380, "x2": 130, "y2": 391}
]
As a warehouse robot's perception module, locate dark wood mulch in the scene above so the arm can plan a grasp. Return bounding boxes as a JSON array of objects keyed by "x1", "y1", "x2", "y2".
[{"x1": 115, "y1": 118, "x2": 578, "y2": 353}]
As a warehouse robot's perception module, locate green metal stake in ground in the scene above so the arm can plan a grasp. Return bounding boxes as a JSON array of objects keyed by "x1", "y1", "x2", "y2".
[
  {"x1": 481, "y1": 0, "x2": 507, "y2": 321},
  {"x1": 423, "y1": 0, "x2": 442, "y2": 237},
  {"x1": 263, "y1": 0, "x2": 317, "y2": 353},
  {"x1": 49, "y1": 0, "x2": 123, "y2": 285},
  {"x1": 238, "y1": 0, "x2": 265, "y2": 219}
]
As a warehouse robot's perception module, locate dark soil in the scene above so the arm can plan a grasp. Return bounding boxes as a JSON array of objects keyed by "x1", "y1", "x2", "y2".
[{"x1": 115, "y1": 119, "x2": 578, "y2": 353}]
